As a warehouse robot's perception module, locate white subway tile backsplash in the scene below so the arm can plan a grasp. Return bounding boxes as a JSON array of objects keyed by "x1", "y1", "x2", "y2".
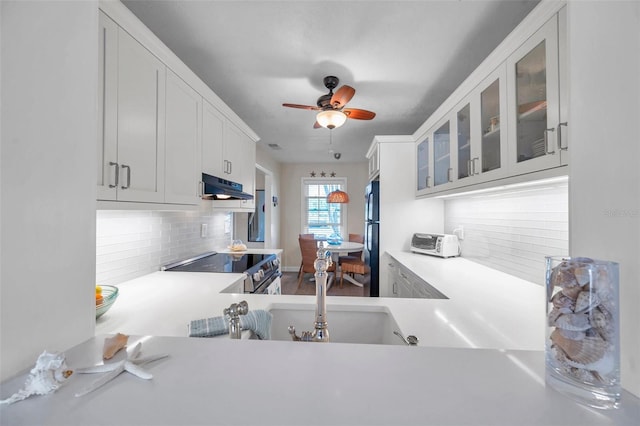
[
  {"x1": 96, "y1": 206, "x2": 232, "y2": 286},
  {"x1": 444, "y1": 182, "x2": 568, "y2": 285}
]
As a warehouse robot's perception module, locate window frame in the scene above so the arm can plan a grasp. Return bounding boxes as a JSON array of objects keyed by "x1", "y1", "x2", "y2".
[{"x1": 300, "y1": 177, "x2": 348, "y2": 239}]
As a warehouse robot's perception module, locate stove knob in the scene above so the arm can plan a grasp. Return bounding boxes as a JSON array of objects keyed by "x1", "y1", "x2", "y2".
[
  {"x1": 273, "y1": 258, "x2": 280, "y2": 268},
  {"x1": 252, "y1": 270, "x2": 264, "y2": 282}
]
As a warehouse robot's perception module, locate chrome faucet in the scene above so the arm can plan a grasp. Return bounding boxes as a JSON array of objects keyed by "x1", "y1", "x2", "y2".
[
  {"x1": 224, "y1": 300, "x2": 248, "y2": 339},
  {"x1": 288, "y1": 242, "x2": 332, "y2": 342}
]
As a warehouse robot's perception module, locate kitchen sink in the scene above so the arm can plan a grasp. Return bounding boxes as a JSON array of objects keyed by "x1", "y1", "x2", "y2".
[{"x1": 265, "y1": 303, "x2": 405, "y2": 345}]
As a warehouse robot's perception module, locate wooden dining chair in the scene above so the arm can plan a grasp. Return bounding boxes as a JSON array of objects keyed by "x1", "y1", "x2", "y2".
[
  {"x1": 340, "y1": 259, "x2": 370, "y2": 288},
  {"x1": 298, "y1": 236, "x2": 335, "y2": 288},
  {"x1": 297, "y1": 234, "x2": 315, "y2": 279}
]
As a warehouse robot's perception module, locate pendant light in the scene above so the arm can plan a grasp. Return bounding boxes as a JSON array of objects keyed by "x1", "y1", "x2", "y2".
[{"x1": 326, "y1": 189, "x2": 349, "y2": 203}]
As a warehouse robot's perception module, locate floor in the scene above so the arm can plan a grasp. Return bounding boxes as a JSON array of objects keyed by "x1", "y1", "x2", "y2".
[{"x1": 280, "y1": 271, "x2": 370, "y2": 297}]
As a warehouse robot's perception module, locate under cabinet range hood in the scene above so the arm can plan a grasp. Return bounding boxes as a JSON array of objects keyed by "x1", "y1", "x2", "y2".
[{"x1": 201, "y1": 173, "x2": 253, "y2": 200}]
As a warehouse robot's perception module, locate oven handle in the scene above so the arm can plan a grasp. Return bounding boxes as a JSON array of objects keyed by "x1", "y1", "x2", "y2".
[{"x1": 248, "y1": 272, "x2": 282, "y2": 294}]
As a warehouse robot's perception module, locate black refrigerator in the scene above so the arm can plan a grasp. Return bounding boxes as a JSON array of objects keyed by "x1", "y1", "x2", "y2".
[{"x1": 364, "y1": 180, "x2": 380, "y2": 297}]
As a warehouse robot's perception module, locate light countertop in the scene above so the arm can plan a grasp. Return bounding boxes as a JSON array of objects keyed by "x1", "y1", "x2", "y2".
[
  {"x1": 2, "y1": 335, "x2": 638, "y2": 425},
  {"x1": 94, "y1": 250, "x2": 546, "y2": 351},
  {"x1": 2, "y1": 251, "x2": 639, "y2": 425}
]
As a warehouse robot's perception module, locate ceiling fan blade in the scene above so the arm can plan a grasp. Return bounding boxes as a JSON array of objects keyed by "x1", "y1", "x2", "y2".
[
  {"x1": 330, "y1": 85, "x2": 355, "y2": 109},
  {"x1": 282, "y1": 103, "x2": 320, "y2": 110},
  {"x1": 344, "y1": 108, "x2": 376, "y2": 120},
  {"x1": 313, "y1": 121, "x2": 322, "y2": 129}
]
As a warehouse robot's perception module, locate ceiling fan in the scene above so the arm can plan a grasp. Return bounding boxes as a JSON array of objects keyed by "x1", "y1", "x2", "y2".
[{"x1": 282, "y1": 76, "x2": 376, "y2": 129}]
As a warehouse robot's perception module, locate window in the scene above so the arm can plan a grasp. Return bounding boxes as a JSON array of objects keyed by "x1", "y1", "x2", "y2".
[{"x1": 302, "y1": 178, "x2": 347, "y2": 239}]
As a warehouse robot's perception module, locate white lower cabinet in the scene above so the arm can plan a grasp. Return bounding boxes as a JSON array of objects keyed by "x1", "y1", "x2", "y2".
[{"x1": 389, "y1": 256, "x2": 446, "y2": 299}]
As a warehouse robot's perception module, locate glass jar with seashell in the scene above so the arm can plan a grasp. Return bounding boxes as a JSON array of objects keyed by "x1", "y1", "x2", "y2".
[{"x1": 545, "y1": 256, "x2": 620, "y2": 409}]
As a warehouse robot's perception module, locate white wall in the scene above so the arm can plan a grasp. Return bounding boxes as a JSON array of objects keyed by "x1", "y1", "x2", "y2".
[
  {"x1": 96, "y1": 208, "x2": 232, "y2": 286},
  {"x1": 280, "y1": 162, "x2": 368, "y2": 271},
  {"x1": 256, "y1": 144, "x2": 282, "y2": 250},
  {"x1": 0, "y1": 0, "x2": 98, "y2": 381},
  {"x1": 377, "y1": 141, "x2": 444, "y2": 296},
  {"x1": 444, "y1": 181, "x2": 569, "y2": 284},
  {"x1": 567, "y1": 1, "x2": 640, "y2": 396}
]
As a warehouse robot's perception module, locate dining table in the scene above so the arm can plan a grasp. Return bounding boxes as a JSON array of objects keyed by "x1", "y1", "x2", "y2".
[{"x1": 322, "y1": 241, "x2": 366, "y2": 287}]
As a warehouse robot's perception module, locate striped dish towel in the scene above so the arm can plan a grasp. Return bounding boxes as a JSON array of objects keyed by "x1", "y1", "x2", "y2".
[{"x1": 188, "y1": 310, "x2": 272, "y2": 340}]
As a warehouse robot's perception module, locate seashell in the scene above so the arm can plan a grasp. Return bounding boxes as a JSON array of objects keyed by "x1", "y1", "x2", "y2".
[
  {"x1": 591, "y1": 306, "x2": 615, "y2": 342},
  {"x1": 550, "y1": 329, "x2": 607, "y2": 365},
  {"x1": 574, "y1": 290, "x2": 600, "y2": 313},
  {"x1": 551, "y1": 264, "x2": 579, "y2": 289},
  {"x1": 0, "y1": 351, "x2": 72, "y2": 405},
  {"x1": 103, "y1": 333, "x2": 128, "y2": 360},
  {"x1": 563, "y1": 351, "x2": 615, "y2": 377},
  {"x1": 561, "y1": 284, "x2": 582, "y2": 300},
  {"x1": 573, "y1": 266, "x2": 592, "y2": 287},
  {"x1": 551, "y1": 291, "x2": 576, "y2": 311},
  {"x1": 558, "y1": 329, "x2": 586, "y2": 340},
  {"x1": 547, "y1": 307, "x2": 563, "y2": 326},
  {"x1": 554, "y1": 313, "x2": 591, "y2": 331}
]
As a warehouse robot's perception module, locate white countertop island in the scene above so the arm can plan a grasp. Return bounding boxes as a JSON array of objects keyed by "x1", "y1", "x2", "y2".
[{"x1": 2, "y1": 251, "x2": 638, "y2": 425}]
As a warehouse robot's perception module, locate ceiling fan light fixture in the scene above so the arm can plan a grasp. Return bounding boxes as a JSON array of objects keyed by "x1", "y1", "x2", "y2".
[{"x1": 316, "y1": 110, "x2": 347, "y2": 129}]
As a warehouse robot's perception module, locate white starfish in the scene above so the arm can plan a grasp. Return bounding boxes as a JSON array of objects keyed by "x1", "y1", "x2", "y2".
[{"x1": 74, "y1": 342, "x2": 168, "y2": 397}]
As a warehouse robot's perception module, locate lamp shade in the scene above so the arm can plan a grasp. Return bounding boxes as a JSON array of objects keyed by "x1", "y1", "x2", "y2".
[
  {"x1": 316, "y1": 110, "x2": 347, "y2": 129},
  {"x1": 326, "y1": 189, "x2": 349, "y2": 203}
]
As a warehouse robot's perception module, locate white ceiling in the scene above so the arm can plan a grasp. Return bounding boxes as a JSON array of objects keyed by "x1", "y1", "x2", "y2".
[{"x1": 122, "y1": 0, "x2": 539, "y2": 164}]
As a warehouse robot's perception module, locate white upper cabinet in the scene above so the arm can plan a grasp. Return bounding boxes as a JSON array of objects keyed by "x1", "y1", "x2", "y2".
[
  {"x1": 475, "y1": 65, "x2": 509, "y2": 182},
  {"x1": 97, "y1": 2, "x2": 258, "y2": 208},
  {"x1": 416, "y1": 137, "x2": 431, "y2": 191},
  {"x1": 202, "y1": 99, "x2": 225, "y2": 178},
  {"x1": 164, "y1": 69, "x2": 202, "y2": 205},
  {"x1": 367, "y1": 143, "x2": 380, "y2": 181},
  {"x1": 116, "y1": 27, "x2": 166, "y2": 203},
  {"x1": 224, "y1": 122, "x2": 247, "y2": 184},
  {"x1": 98, "y1": 11, "x2": 166, "y2": 203},
  {"x1": 506, "y1": 13, "x2": 564, "y2": 174},
  {"x1": 97, "y1": 11, "x2": 118, "y2": 201},
  {"x1": 202, "y1": 100, "x2": 257, "y2": 210},
  {"x1": 415, "y1": 4, "x2": 568, "y2": 197}
]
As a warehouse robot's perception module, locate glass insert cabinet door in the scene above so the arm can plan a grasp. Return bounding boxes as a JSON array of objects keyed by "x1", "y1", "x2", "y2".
[
  {"x1": 481, "y1": 78, "x2": 501, "y2": 173},
  {"x1": 515, "y1": 40, "x2": 547, "y2": 163},
  {"x1": 433, "y1": 121, "x2": 451, "y2": 186},
  {"x1": 457, "y1": 103, "x2": 471, "y2": 179},
  {"x1": 416, "y1": 137, "x2": 430, "y2": 191},
  {"x1": 507, "y1": 14, "x2": 561, "y2": 173}
]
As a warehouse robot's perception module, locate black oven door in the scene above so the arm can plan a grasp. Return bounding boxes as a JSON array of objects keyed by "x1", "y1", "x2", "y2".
[{"x1": 250, "y1": 272, "x2": 282, "y2": 294}]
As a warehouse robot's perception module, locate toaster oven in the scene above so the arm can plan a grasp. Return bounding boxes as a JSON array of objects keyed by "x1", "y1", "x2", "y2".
[{"x1": 411, "y1": 233, "x2": 460, "y2": 258}]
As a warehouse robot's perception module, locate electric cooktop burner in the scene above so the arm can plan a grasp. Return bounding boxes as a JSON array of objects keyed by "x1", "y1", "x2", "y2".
[{"x1": 162, "y1": 252, "x2": 273, "y2": 274}]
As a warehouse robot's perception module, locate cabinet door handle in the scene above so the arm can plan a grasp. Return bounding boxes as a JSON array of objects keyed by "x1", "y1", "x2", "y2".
[
  {"x1": 108, "y1": 161, "x2": 119, "y2": 188},
  {"x1": 426, "y1": 176, "x2": 431, "y2": 188},
  {"x1": 557, "y1": 122, "x2": 568, "y2": 151},
  {"x1": 544, "y1": 128, "x2": 556, "y2": 155},
  {"x1": 392, "y1": 282, "x2": 397, "y2": 295},
  {"x1": 447, "y1": 167, "x2": 453, "y2": 183},
  {"x1": 120, "y1": 164, "x2": 131, "y2": 189},
  {"x1": 472, "y1": 157, "x2": 480, "y2": 175},
  {"x1": 198, "y1": 181, "x2": 203, "y2": 197},
  {"x1": 228, "y1": 161, "x2": 232, "y2": 174}
]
